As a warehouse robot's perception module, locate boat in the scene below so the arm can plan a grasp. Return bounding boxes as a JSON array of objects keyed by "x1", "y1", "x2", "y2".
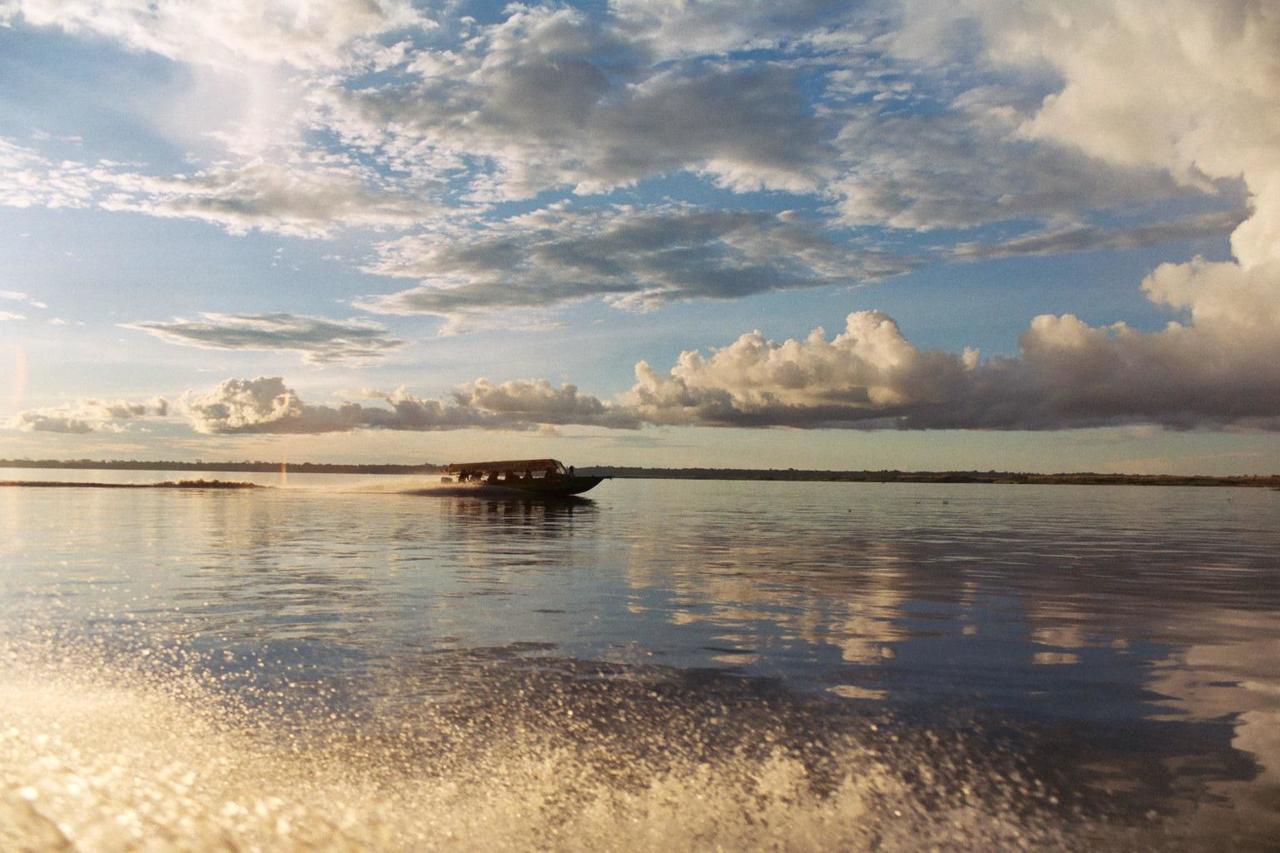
[{"x1": 441, "y1": 459, "x2": 606, "y2": 497}]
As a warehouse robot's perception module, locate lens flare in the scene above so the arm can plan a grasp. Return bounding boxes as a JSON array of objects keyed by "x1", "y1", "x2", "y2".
[{"x1": 9, "y1": 345, "x2": 26, "y2": 411}]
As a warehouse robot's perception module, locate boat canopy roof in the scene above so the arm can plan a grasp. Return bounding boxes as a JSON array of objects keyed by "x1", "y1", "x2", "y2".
[{"x1": 444, "y1": 458, "x2": 566, "y2": 474}]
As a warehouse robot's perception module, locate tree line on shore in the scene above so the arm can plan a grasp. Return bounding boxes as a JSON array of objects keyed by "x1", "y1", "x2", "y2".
[{"x1": 2, "y1": 458, "x2": 1277, "y2": 487}]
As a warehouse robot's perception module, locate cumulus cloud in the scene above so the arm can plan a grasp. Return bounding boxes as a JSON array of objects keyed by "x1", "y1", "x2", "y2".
[
  {"x1": 919, "y1": 1, "x2": 1279, "y2": 260},
  {"x1": 18, "y1": 273, "x2": 1280, "y2": 435},
  {"x1": 625, "y1": 302, "x2": 1280, "y2": 430},
  {"x1": 123, "y1": 313, "x2": 405, "y2": 364},
  {"x1": 359, "y1": 205, "x2": 919, "y2": 319},
  {"x1": 7, "y1": 398, "x2": 169, "y2": 434},
  {"x1": 893, "y1": 0, "x2": 1280, "y2": 427},
  {"x1": 182, "y1": 376, "x2": 634, "y2": 434}
]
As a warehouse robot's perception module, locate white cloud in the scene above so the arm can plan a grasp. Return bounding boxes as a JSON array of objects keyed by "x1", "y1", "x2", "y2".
[
  {"x1": 4, "y1": 0, "x2": 1258, "y2": 283},
  {"x1": 16, "y1": 273, "x2": 1280, "y2": 435},
  {"x1": 0, "y1": 0, "x2": 427, "y2": 71},
  {"x1": 359, "y1": 205, "x2": 919, "y2": 320},
  {"x1": 611, "y1": 0, "x2": 858, "y2": 59},
  {"x1": 94, "y1": 158, "x2": 443, "y2": 238},
  {"x1": 0, "y1": 138, "x2": 446, "y2": 238},
  {"x1": 320, "y1": 4, "x2": 831, "y2": 201},
  {"x1": 896, "y1": 0, "x2": 1280, "y2": 426},
  {"x1": 938, "y1": 0, "x2": 1280, "y2": 264},
  {"x1": 625, "y1": 298, "x2": 1280, "y2": 430},
  {"x1": 1, "y1": 289, "x2": 47, "y2": 308},
  {"x1": 829, "y1": 87, "x2": 1204, "y2": 231},
  {"x1": 123, "y1": 313, "x2": 405, "y2": 364},
  {"x1": 182, "y1": 376, "x2": 634, "y2": 435},
  {"x1": 0, "y1": 138, "x2": 98, "y2": 209},
  {"x1": 7, "y1": 398, "x2": 169, "y2": 434}
]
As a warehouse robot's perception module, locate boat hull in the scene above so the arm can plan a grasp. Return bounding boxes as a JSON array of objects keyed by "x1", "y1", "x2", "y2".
[{"x1": 438, "y1": 475, "x2": 606, "y2": 497}]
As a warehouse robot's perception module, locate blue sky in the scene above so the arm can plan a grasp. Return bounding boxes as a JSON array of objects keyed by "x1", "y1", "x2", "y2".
[{"x1": 1, "y1": 0, "x2": 1277, "y2": 474}]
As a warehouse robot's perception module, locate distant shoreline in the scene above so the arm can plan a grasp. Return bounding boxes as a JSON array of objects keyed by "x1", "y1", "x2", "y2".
[
  {"x1": 0, "y1": 479, "x2": 260, "y2": 489},
  {"x1": 1, "y1": 459, "x2": 1277, "y2": 488},
  {"x1": 0, "y1": 459, "x2": 438, "y2": 475},
  {"x1": 583, "y1": 468, "x2": 1280, "y2": 488}
]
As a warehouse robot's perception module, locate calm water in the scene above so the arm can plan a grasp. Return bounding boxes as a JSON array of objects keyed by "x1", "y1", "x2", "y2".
[{"x1": 1, "y1": 471, "x2": 1277, "y2": 850}]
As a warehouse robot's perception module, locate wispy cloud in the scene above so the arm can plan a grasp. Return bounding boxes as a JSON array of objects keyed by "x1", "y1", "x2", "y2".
[
  {"x1": 1, "y1": 0, "x2": 428, "y2": 71},
  {"x1": 0, "y1": 140, "x2": 450, "y2": 238},
  {"x1": 1, "y1": 290, "x2": 47, "y2": 309},
  {"x1": 123, "y1": 313, "x2": 405, "y2": 364},
  {"x1": 360, "y1": 205, "x2": 920, "y2": 320},
  {"x1": 954, "y1": 210, "x2": 1247, "y2": 259}
]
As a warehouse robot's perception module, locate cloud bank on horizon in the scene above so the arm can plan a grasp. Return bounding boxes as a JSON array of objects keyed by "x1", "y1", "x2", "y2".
[{"x1": 1, "y1": 0, "x2": 1278, "y2": 437}]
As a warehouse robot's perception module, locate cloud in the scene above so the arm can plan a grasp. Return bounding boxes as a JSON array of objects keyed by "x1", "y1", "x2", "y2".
[
  {"x1": 829, "y1": 91, "x2": 1203, "y2": 231},
  {"x1": 123, "y1": 313, "x2": 405, "y2": 364},
  {"x1": 359, "y1": 205, "x2": 920, "y2": 319},
  {"x1": 5, "y1": 0, "x2": 1259, "y2": 287},
  {"x1": 1, "y1": 290, "x2": 47, "y2": 309},
  {"x1": 7, "y1": 398, "x2": 169, "y2": 434},
  {"x1": 0, "y1": 138, "x2": 98, "y2": 210},
  {"x1": 182, "y1": 376, "x2": 634, "y2": 435},
  {"x1": 321, "y1": 4, "x2": 831, "y2": 200},
  {"x1": 626, "y1": 291, "x2": 1280, "y2": 430},
  {"x1": 19, "y1": 263, "x2": 1280, "y2": 435},
  {"x1": 925, "y1": 0, "x2": 1280, "y2": 259},
  {"x1": 1, "y1": 0, "x2": 427, "y2": 70},
  {"x1": 0, "y1": 311, "x2": 27, "y2": 322},
  {"x1": 450, "y1": 378, "x2": 639, "y2": 429},
  {"x1": 0, "y1": 138, "x2": 446, "y2": 238},
  {"x1": 95, "y1": 158, "x2": 443, "y2": 238},
  {"x1": 954, "y1": 210, "x2": 1246, "y2": 259},
  {"x1": 154, "y1": 259, "x2": 1280, "y2": 433},
  {"x1": 893, "y1": 0, "x2": 1280, "y2": 427},
  {"x1": 611, "y1": 0, "x2": 857, "y2": 59}
]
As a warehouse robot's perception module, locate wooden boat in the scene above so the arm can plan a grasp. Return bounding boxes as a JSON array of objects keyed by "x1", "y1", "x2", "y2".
[{"x1": 441, "y1": 459, "x2": 606, "y2": 497}]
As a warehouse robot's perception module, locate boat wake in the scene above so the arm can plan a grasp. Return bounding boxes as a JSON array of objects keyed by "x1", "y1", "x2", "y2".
[{"x1": 0, "y1": 639, "x2": 1089, "y2": 851}]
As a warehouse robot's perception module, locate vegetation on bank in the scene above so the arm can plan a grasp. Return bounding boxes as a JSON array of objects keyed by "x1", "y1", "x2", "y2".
[
  {"x1": 0, "y1": 479, "x2": 261, "y2": 489},
  {"x1": 0, "y1": 459, "x2": 439, "y2": 474},
  {"x1": 580, "y1": 468, "x2": 1280, "y2": 487}
]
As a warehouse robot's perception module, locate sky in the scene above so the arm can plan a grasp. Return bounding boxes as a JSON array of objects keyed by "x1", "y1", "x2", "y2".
[{"x1": 1, "y1": 0, "x2": 1278, "y2": 474}]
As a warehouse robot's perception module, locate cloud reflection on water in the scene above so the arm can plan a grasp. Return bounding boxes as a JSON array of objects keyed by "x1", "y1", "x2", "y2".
[{"x1": 1, "y1": 479, "x2": 1278, "y2": 846}]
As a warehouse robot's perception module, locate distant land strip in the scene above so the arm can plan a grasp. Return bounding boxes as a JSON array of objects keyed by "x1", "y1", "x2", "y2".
[
  {"x1": 0, "y1": 479, "x2": 260, "y2": 489},
  {"x1": 582, "y1": 467, "x2": 1280, "y2": 488},
  {"x1": 1, "y1": 459, "x2": 1277, "y2": 488},
  {"x1": 0, "y1": 459, "x2": 438, "y2": 474}
]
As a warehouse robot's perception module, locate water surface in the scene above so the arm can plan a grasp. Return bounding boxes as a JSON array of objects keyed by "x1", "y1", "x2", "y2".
[{"x1": 1, "y1": 473, "x2": 1277, "y2": 849}]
